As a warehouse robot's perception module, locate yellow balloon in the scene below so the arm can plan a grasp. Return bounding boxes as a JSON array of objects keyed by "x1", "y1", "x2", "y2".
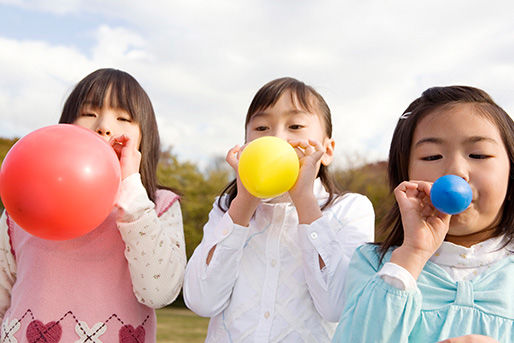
[{"x1": 238, "y1": 136, "x2": 300, "y2": 198}]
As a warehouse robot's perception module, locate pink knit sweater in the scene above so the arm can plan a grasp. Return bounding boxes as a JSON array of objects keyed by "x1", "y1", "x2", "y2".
[{"x1": 1, "y1": 189, "x2": 178, "y2": 343}]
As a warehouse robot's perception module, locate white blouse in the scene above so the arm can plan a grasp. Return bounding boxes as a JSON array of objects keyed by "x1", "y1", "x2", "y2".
[
  {"x1": 184, "y1": 179, "x2": 375, "y2": 343},
  {"x1": 0, "y1": 173, "x2": 186, "y2": 318}
]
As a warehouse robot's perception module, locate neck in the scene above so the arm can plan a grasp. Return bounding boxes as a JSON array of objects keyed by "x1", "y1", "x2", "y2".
[
  {"x1": 445, "y1": 227, "x2": 498, "y2": 248},
  {"x1": 266, "y1": 192, "x2": 292, "y2": 204}
]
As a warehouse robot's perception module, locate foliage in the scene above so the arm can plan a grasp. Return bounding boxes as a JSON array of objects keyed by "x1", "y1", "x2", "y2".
[
  {"x1": 0, "y1": 138, "x2": 18, "y2": 211},
  {"x1": 157, "y1": 149, "x2": 231, "y2": 259},
  {"x1": 333, "y1": 161, "x2": 393, "y2": 242}
]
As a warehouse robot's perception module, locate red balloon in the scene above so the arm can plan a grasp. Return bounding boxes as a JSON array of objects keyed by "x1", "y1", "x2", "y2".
[{"x1": 0, "y1": 124, "x2": 121, "y2": 240}]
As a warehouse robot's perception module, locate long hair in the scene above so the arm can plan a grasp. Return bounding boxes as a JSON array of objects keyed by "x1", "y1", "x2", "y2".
[
  {"x1": 59, "y1": 68, "x2": 161, "y2": 201},
  {"x1": 379, "y1": 86, "x2": 514, "y2": 258},
  {"x1": 217, "y1": 77, "x2": 343, "y2": 212}
]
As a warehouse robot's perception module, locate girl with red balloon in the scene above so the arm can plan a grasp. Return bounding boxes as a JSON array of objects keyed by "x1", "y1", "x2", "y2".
[{"x1": 0, "y1": 69, "x2": 186, "y2": 342}]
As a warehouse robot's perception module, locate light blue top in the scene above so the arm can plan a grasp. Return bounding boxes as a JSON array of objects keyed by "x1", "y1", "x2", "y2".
[{"x1": 332, "y1": 244, "x2": 514, "y2": 343}]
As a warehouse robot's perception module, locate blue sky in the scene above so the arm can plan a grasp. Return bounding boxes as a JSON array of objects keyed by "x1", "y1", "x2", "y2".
[{"x1": 1, "y1": 1, "x2": 513, "y2": 169}]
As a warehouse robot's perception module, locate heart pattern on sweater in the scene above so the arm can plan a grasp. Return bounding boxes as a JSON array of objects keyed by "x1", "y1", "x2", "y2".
[
  {"x1": 119, "y1": 324, "x2": 145, "y2": 343},
  {"x1": 26, "y1": 320, "x2": 62, "y2": 343}
]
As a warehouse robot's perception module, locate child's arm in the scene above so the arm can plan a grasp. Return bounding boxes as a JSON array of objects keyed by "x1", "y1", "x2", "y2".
[
  {"x1": 389, "y1": 181, "x2": 451, "y2": 280},
  {"x1": 0, "y1": 211, "x2": 16, "y2": 320},
  {"x1": 183, "y1": 200, "x2": 251, "y2": 317},
  {"x1": 286, "y1": 139, "x2": 375, "y2": 321},
  {"x1": 297, "y1": 193, "x2": 374, "y2": 322},
  {"x1": 333, "y1": 244, "x2": 422, "y2": 343},
  {"x1": 116, "y1": 174, "x2": 186, "y2": 309},
  {"x1": 184, "y1": 145, "x2": 258, "y2": 317}
]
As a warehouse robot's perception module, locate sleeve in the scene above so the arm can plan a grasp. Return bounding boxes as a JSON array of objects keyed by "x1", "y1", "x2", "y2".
[
  {"x1": 332, "y1": 245, "x2": 422, "y2": 343},
  {"x1": 297, "y1": 193, "x2": 375, "y2": 322},
  {"x1": 183, "y1": 198, "x2": 250, "y2": 317},
  {"x1": 115, "y1": 174, "x2": 186, "y2": 309},
  {"x1": 0, "y1": 211, "x2": 16, "y2": 320},
  {"x1": 378, "y1": 262, "x2": 418, "y2": 290}
]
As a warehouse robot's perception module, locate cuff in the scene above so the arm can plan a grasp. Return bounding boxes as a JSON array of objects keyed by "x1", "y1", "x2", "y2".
[
  {"x1": 378, "y1": 262, "x2": 418, "y2": 290},
  {"x1": 298, "y1": 215, "x2": 332, "y2": 261},
  {"x1": 206, "y1": 212, "x2": 250, "y2": 250},
  {"x1": 115, "y1": 173, "x2": 154, "y2": 221}
]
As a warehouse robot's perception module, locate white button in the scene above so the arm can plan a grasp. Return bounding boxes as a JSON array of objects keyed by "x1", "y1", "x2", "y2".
[
  {"x1": 271, "y1": 259, "x2": 277, "y2": 267},
  {"x1": 310, "y1": 232, "x2": 318, "y2": 239},
  {"x1": 264, "y1": 311, "x2": 270, "y2": 319}
]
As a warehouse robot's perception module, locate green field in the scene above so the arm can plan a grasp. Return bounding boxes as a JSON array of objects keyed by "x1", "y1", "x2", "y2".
[{"x1": 156, "y1": 307, "x2": 209, "y2": 342}]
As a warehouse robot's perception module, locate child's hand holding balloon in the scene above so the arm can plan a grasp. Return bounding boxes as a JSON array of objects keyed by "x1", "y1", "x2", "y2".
[
  {"x1": 391, "y1": 180, "x2": 452, "y2": 279},
  {"x1": 391, "y1": 175, "x2": 473, "y2": 279},
  {"x1": 110, "y1": 134, "x2": 142, "y2": 180},
  {"x1": 287, "y1": 139, "x2": 325, "y2": 203},
  {"x1": 226, "y1": 144, "x2": 261, "y2": 226}
]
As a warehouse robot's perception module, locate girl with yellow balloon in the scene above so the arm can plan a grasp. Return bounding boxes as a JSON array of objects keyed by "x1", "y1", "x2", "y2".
[{"x1": 184, "y1": 77, "x2": 375, "y2": 341}]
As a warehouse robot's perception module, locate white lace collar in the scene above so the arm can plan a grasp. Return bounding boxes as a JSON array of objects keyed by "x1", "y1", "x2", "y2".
[{"x1": 430, "y1": 234, "x2": 512, "y2": 268}]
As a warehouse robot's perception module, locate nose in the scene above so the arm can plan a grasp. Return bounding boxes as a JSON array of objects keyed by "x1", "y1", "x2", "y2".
[
  {"x1": 445, "y1": 155, "x2": 470, "y2": 182},
  {"x1": 95, "y1": 118, "x2": 112, "y2": 137},
  {"x1": 269, "y1": 127, "x2": 288, "y2": 141}
]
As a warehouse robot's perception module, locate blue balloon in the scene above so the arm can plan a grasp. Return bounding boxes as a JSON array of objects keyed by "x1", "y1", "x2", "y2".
[{"x1": 430, "y1": 175, "x2": 472, "y2": 215}]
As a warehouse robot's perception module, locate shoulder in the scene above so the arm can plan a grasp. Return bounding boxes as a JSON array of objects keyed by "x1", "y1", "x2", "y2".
[
  {"x1": 352, "y1": 243, "x2": 387, "y2": 272},
  {"x1": 326, "y1": 192, "x2": 374, "y2": 217},
  {"x1": 154, "y1": 189, "x2": 180, "y2": 217}
]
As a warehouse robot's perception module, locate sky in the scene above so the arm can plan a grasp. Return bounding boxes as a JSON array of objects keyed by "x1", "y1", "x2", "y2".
[{"x1": 1, "y1": 0, "x2": 513, "y2": 170}]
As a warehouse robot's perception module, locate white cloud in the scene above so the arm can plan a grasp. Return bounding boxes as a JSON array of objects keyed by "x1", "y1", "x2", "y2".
[{"x1": 0, "y1": 1, "x2": 513, "y2": 169}]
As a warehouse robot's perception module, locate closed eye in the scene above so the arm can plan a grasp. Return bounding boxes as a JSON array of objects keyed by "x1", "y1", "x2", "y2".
[
  {"x1": 81, "y1": 112, "x2": 96, "y2": 117},
  {"x1": 421, "y1": 155, "x2": 442, "y2": 161},
  {"x1": 118, "y1": 117, "x2": 132, "y2": 122},
  {"x1": 470, "y1": 154, "x2": 492, "y2": 159}
]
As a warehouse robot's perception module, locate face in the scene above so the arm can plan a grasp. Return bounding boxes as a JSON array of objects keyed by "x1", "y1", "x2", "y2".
[
  {"x1": 246, "y1": 91, "x2": 335, "y2": 166},
  {"x1": 408, "y1": 103, "x2": 510, "y2": 238},
  {"x1": 73, "y1": 89, "x2": 141, "y2": 149}
]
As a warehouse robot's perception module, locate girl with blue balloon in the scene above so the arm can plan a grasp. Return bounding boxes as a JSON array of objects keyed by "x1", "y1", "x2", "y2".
[{"x1": 333, "y1": 86, "x2": 514, "y2": 343}]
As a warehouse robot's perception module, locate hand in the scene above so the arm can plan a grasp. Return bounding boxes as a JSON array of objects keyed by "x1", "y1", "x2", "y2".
[
  {"x1": 438, "y1": 335, "x2": 499, "y2": 343},
  {"x1": 109, "y1": 135, "x2": 141, "y2": 180},
  {"x1": 225, "y1": 145, "x2": 260, "y2": 226},
  {"x1": 287, "y1": 139, "x2": 324, "y2": 224},
  {"x1": 390, "y1": 180, "x2": 451, "y2": 279},
  {"x1": 287, "y1": 139, "x2": 324, "y2": 204}
]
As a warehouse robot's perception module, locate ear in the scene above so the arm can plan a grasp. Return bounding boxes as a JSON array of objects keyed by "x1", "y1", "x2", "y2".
[{"x1": 321, "y1": 138, "x2": 335, "y2": 166}]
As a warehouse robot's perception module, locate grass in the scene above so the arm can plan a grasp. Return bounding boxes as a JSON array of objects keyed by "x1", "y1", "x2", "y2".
[{"x1": 156, "y1": 307, "x2": 209, "y2": 342}]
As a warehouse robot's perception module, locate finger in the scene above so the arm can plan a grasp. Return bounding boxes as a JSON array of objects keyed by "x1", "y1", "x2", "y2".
[
  {"x1": 288, "y1": 139, "x2": 310, "y2": 150},
  {"x1": 225, "y1": 145, "x2": 240, "y2": 170},
  {"x1": 293, "y1": 146, "x2": 305, "y2": 159},
  {"x1": 237, "y1": 143, "x2": 249, "y2": 159},
  {"x1": 307, "y1": 139, "x2": 323, "y2": 152}
]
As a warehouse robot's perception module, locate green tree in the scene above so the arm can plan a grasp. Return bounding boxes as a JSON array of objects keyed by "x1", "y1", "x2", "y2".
[
  {"x1": 157, "y1": 148, "x2": 230, "y2": 259},
  {"x1": 333, "y1": 161, "x2": 393, "y2": 241},
  {"x1": 0, "y1": 138, "x2": 18, "y2": 211}
]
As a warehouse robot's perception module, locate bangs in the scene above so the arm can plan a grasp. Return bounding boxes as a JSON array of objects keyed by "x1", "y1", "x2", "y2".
[
  {"x1": 247, "y1": 78, "x2": 318, "y2": 123},
  {"x1": 81, "y1": 75, "x2": 140, "y2": 122},
  {"x1": 250, "y1": 86, "x2": 316, "y2": 119}
]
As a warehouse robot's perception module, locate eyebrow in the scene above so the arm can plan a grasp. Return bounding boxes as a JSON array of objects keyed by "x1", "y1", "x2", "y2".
[
  {"x1": 414, "y1": 136, "x2": 499, "y2": 147},
  {"x1": 250, "y1": 109, "x2": 310, "y2": 120}
]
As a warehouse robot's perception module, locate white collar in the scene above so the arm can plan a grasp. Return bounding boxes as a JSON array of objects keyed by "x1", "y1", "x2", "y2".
[{"x1": 430, "y1": 235, "x2": 512, "y2": 268}]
